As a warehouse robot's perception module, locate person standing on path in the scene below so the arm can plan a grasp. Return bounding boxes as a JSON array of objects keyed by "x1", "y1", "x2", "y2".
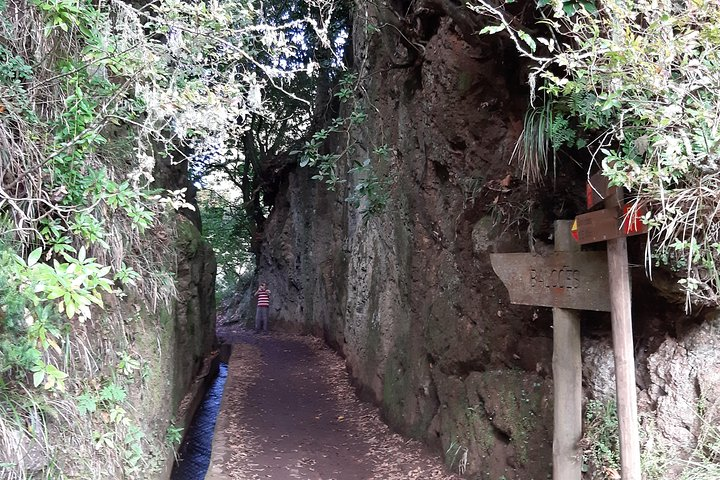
[{"x1": 253, "y1": 282, "x2": 271, "y2": 333}]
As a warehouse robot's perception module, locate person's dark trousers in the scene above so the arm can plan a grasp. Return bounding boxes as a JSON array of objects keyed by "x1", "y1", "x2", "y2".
[{"x1": 255, "y1": 306, "x2": 269, "y2": 332}]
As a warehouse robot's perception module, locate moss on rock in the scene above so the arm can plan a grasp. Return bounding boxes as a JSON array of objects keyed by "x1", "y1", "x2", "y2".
[{"x1": 177, "y1": 217, "x2": 202, "y2": 257}]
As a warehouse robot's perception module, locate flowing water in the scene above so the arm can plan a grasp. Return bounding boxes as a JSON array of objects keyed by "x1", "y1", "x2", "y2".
[{"x1": 170, "y1": 362, "x2": 228, "y2": 480}]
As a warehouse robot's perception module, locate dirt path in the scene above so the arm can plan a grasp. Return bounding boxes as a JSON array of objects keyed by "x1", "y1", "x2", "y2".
[{"x1": 205, "y1": 324, "x2": 462, "y2": 480}]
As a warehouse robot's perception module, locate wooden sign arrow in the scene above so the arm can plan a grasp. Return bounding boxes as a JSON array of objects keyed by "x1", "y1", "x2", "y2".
[
  {"x1": 490, "y1": 251, "x2": 611, "y2": 311},
  {"x1": 572, "y1": 205, "x2": 648, "y2": 245}
]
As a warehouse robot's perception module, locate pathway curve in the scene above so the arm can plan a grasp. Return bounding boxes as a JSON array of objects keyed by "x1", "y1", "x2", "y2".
[{"x1": 205, "y1": 324, "x2": 462, "y2": 480}]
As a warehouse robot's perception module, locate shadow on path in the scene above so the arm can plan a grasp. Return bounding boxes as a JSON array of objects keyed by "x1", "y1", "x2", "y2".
[{"x1": 206, "y1": 325, "x2": 461, "y2": 480}]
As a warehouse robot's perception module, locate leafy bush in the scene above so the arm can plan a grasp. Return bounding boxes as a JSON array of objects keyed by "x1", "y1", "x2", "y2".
[
  {"x1": 470, "y1": 0, "x2": 720, "y2": 310},
  {"x1": 0, "y1": 0, "x2": 337, "y2": 476},
  {"x1": 582, "y1": 399, "x2": 620, "y2": 479}
]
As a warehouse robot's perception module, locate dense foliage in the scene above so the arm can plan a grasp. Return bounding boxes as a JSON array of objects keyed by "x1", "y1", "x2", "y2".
[
  {"x1": 198, "y1": 190, "x2": 254, "y2": 300},
  {"x1": 470, "y1": 0, "x2": 720, "y2": 310},
  {"x1": 0, "y1": 0, "x2": 335, "y2": 476}
]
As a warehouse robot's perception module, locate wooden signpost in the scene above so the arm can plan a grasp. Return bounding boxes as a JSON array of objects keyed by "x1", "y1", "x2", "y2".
[
  {"x1": 589, "y1": 186, "x2": 642, "y2": 480},
  {"x1": 492, "y1": 222, "x2": 588, "y2": 480},
  {"x1": 550, "y1": 221, "x2": 583, "y2": 480},
  {"x1": 490, "y1": 251, "x2": 610, "y2": 312},
  {"x1": 490, "y1": 173, "x2": 644, "y2": 480}
]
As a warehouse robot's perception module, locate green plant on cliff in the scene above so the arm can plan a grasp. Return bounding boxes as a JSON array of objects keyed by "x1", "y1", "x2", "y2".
[
  {"x1": 582, "y1": 399, "x2": 675, "y2": 479},
  {"x1": 298, "y1": 71, "x2": 396, "y2": 219},
  {"x1": 581, "y1": 399, "x2": 620, "y2": 479},
  {"x1": 446, "y1": 438, "x2": 469, "y2": 474},
  {"x1": 299, "y1": 72, "x2": 362, "y2": 187},
  {"x1": 469, "y1": 0, "x2": 720, "y2": 310},
  {"x1": 347, "y1": 146, "x2": 394, "y2": 219},
  {"x1": 0, "y1": 0, "x2": 337, "y2": 476},
  {"x1": 678, "y1": 399, "x2": 720, "y2": 480}
]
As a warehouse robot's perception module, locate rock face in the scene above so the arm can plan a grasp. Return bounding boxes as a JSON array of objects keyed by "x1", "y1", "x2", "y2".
[
  {"x1": 172, "y1": 216, "x2": 218, "y2": 408},
  {"x1": 150, "y1": 156, "x2": 218, "y2": 473},
  {"x1": 256, "y1": 4, "x2": 555, "y2": 478},
  {"x1": 256, "y1": 2, "x2": 719, "y2": 479},
  {"x1": 584, "y1": 312, "x2": 720, "y2": 475},
  {"x1": 96, "y1": 215, "x2": 217, "y2": 480},
  {"x1": 147, "y1": 146, "x2": 218, "y2": 430}
]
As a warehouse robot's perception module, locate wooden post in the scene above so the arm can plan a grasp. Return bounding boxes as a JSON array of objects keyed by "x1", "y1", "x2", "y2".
[
  {"x1": 492, "y1": 197, "x2": 641, "y2": 478},
  {"x1": 606, "y1": 192, "x2": 642, "y2": 480},
  {"x1": 552, "y1": 220, "x2": 582, "y2": 480}
]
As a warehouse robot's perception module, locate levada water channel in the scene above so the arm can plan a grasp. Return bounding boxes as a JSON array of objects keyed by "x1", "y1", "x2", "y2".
[{"x1": 171, "y1": 362, "x2": 228, "y2": 480}]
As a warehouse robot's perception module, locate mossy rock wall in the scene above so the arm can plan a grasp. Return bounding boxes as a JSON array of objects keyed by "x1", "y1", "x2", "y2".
[
  {"x1": 122, "y1": 217, "x2": 217, "y2": 478},
  {"x1": 256, "y1": 3, "x2": 556, "y2": 478},
  {"x1": 256, "y1": 2, "x2": 720, "y2": 479}
]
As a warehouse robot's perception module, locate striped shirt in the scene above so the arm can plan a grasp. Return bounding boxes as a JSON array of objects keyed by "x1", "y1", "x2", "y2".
[{"x1": 257, "y1": 289, "x2": 270, "y2": 307}]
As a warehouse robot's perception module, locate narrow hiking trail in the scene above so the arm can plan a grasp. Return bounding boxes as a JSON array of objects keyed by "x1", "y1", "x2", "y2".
[{"x1": 205, "y1": 323, "x2": 463, "y2": 480}]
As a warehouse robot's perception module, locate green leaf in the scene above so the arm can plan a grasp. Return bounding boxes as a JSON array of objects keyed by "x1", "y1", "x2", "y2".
[
  {"x1": 33, "y1": 370, "x2": 45, "y2": 387},
  {"x1": 580, "y1": 1, "x2": 598, "y2": 14},
  {"x1": 100, "y1": 383, "x2": 127, "y2": 403},
  {"x1": 46, "y1": 364, "x2": 67, "y2": 379},
  {"x1": 46, "y1": 289, "x2": 64, "y2": 300},
  {"x1": 27, "y1": 248, "x2": 42, "y2": 267},
  {"x1": 66, "y1": 301, "x2": 76, "y2": 319},
  {"x1": 77, "y1": 393, "x2": 97, "y2": 415},
  {"x1": 563, "y1": 3, "x2": 577, "y2": 16},
  {"x1": 479, "y1": 25, "x2": 505, "y2": 35},
  {"x1": 518, "y1": 31, "x2": 537, "y2": 53},
  {"x1": 97, "y1": 265, "x2": 112, "y2": 278}
]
